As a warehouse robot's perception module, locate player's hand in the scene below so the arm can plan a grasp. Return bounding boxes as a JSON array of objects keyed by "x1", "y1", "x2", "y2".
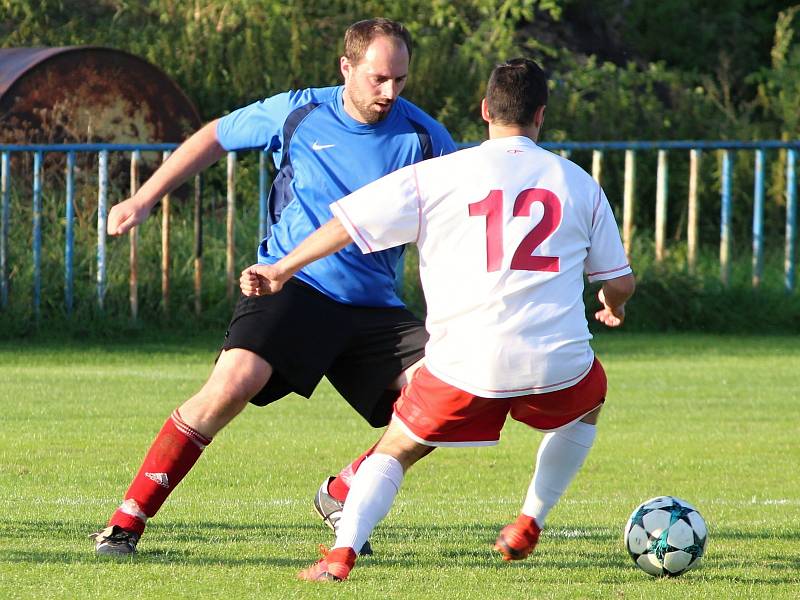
[
  {"x1": 239, "y1": 264, "x2": 287, "y2": 296},
  {"x1": 594, "y1": 288, "x2": 626, "y2": 327},
  {"x1": 107, "y1": 197, "x2": 152, "y2": 236}
]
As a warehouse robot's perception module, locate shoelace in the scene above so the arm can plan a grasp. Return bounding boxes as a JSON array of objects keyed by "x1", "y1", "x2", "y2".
[{"x1": 103, "y1": 527, "x2": 137, "y2": 544}]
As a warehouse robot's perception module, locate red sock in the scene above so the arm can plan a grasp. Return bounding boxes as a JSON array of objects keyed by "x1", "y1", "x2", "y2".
[
  {"x1": 108, "y1": 409, "x2": 212, "y2": 534},
  {"x1": 327, "y1": 444, "x2": 377, "y2": 502}
]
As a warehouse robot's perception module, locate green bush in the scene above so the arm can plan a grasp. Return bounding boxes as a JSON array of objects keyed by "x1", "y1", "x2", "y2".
[{"x1": 2, "y1": 1, "x2": 799, "y2": 334}]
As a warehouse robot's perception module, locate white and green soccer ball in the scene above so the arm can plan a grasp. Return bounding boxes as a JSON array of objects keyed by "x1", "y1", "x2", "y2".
[{"x1": 624, "y1": 496, "x2": 708, "y2": 577}]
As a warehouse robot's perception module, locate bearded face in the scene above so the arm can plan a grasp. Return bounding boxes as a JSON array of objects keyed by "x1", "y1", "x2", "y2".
[{"x1": 341, "y1": 36, "x2": 409, "y2": 124}]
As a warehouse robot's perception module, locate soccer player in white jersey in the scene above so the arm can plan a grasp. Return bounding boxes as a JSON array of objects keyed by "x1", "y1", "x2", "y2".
[{"x1": 240, "y1": 57, "x2": 636, "y2": 582}]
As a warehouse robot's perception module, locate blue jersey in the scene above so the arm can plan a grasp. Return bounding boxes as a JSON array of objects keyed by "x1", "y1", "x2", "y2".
[{"x1": 216, "y1": 86, "x2": 456, "y2": 307}]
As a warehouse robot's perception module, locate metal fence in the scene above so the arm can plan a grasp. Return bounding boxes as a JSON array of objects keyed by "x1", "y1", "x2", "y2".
[{"x1": 1, "y1": 140, "x2": 798, "y2": 319}]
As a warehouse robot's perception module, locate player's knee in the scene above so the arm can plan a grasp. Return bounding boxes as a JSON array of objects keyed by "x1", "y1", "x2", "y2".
[
  {"x1": 374, "y1": 426, "x2": 433, "y2": 472},
  {"x1": 202, "y1": 376, "x2": 254, "y2": 412},
  {"x1": 204, "y1": 351, "x2": 271, "y2": 408},
  {"x1": 394, "y1": 444, "x2": 434, "y2": 472},
  {"x1": 179, "y1": 391, "x2": 247, "y2": 438},
  {"x1": 187, "y1": 374, "x2": 256, "y2": 422}
]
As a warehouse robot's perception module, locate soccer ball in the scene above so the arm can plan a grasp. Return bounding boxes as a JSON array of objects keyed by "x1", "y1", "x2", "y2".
[{"x1": 624, "y1": 496, "x2": 708, "y2": 577}]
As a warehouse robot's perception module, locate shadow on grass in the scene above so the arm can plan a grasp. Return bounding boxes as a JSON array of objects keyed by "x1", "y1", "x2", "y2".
[
  {"x1": 3, "y1": 518, "x2": 799, "y2": 585},
  {"x1": 1, "y1": 549, "x2": 307, "y2": 568},
  {"x1": 0, "y1": 519, "x2": 321, "y2": 567}
]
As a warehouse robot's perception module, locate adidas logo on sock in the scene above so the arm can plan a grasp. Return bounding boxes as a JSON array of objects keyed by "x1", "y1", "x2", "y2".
[{"x1": 145, "y1": 472, "x2": 170, "y2": 488}]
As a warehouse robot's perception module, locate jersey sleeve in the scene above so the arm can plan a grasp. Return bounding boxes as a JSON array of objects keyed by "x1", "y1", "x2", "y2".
[
  {"x1": 330, "y1": 165, "x2": 421, "y2": 254},
  {"x1": 585, "y1": 187, "x2": 633, "y2": 282},
  {"x1": 215, "y1": 87, "x2": 337, "y2": 152},
  {"x1": 215, "y1": 94, "x2": 289, "y2": 152}
]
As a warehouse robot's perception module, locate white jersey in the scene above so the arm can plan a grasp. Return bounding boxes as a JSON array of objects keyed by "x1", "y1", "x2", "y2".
[{"x1": 331, "y1": 136, "x2": 632, "y2": 398}]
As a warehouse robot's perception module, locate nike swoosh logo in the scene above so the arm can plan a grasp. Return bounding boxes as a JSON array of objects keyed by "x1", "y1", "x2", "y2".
[{"x1": 312, "y1": 141, "x2": 335, "y2": 151}]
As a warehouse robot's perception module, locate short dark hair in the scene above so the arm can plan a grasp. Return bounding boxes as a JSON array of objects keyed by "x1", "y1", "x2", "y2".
[
  {"x1": 344, "y1": 18, "x2": 413, "y2": 63},
  {"x1": 485, "y1": 58, "x2": 548, "y2": 126}
]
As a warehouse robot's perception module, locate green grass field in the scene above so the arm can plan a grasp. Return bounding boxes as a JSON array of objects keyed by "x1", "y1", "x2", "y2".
[{"x1": 1, "y1": 333, "x2": 798, "y2": 599}]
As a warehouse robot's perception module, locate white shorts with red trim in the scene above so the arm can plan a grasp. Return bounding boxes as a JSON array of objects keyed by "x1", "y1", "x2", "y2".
[{"x1": 392, "y1": 359, "x2": 607, "y2": 447}]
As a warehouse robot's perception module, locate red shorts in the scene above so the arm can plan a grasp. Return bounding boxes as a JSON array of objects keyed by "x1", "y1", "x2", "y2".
[{"x1": 392, "y1": 359, "x2": 607, "y2": 446}]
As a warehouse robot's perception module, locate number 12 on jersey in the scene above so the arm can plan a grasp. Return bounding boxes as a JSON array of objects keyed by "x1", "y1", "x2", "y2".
[{"x1": 468, "y1": 188, "x2": 562, "y2": 273}]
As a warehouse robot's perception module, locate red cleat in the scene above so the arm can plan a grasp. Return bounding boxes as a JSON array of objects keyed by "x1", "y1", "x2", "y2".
[
  {"x1": 297, "y1": 545, "x2": 357, "y2": 582},
  {"x1": 494, "y1": 514, "x2": 542, "y2": 561}
]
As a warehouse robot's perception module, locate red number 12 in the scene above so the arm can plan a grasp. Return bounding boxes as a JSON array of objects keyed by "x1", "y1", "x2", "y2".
[{"x1": 468, "y1": 188, "x2": 562, "y2": 272}]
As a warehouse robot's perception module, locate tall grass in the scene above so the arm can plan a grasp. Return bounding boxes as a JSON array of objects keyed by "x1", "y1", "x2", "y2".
[
  {"x1": 1, "y1": 153, "x2": 798, "y2": 337},
  {"x1": 0, "y1": 153, "x2": 261, "y2": 335}
]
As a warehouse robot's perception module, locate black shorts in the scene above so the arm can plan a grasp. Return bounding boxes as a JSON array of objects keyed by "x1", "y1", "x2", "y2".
[{"x1": 222, "y1": 278, "x2": 428, "y2": 427}]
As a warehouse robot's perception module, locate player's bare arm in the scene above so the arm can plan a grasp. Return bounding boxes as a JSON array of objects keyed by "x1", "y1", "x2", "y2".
[
  {"x1": 107, "y1": 119, "x2": 226, "y2": 236},
  {"x1": 240, "y1": 217, "x2": 354, "y2": 296},
  {"x1": 594, "y1": 273, "x2": 635, "y2": 327}
]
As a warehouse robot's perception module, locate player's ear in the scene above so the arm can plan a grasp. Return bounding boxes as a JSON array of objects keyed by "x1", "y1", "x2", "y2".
[
  {"x1": 534, "y1": 105, "x2": 546, "y2": 129},
  {"x1": 340, "y1": 56, "x2": 351, "y2": 81},
  {"x1": 481, "y1": 98, "x2": 491, "y2": 123}
]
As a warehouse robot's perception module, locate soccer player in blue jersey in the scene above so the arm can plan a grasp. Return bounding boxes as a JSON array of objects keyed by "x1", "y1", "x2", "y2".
[{"x1": 90, "y1": 18, "x2": 456, "y2": 556}]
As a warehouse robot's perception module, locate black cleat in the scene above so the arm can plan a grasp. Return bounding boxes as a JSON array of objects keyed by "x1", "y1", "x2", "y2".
[{"x1": 90, "y1": 525, "x2": 140, "y2": 556}]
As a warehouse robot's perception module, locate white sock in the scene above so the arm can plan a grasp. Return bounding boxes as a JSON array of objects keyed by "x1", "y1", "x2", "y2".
[
  {"x1": 332, "y1": 453, "x2": 404, "y2": 552},
  {"x1": 521, "y1": 420, "x2": 597, "y2": 527}
]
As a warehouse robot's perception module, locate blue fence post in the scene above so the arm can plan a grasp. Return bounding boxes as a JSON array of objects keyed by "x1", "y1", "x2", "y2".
[
  {"x1": 688, "y1": 149, "x2": 700, "y2": 274},
  {"x1": 259, "y1": 151, "x2": 269, "y2": 242},
  {"x1": 720, "y1": 150, "x2": 733, "y2": 286},
  {"x1": 786, "y1": 148, "x2": 797, "y2": 292},
  {"x1": 752, "y1": 149, "x2": 765, "y2": 288},
  {"x1": 97, "y1": 150, "x2": 108, "y2": 310},
  {"x1": 65, "y1": 151, "x2": 75, "y2": 315},
  {"x1": 32, "y1": 151, "x2": 42, "y2": 319},
  {"x1": 1, "y1": 151, "x2": 9, "y2": 309}
]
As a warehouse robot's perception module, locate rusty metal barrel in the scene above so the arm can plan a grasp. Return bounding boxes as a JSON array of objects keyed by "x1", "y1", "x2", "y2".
[
  {"x1": 0, "y1": 47, "x2": 204, "y2": 319},
  {"x1": 0, "y1": 46, "x2": 201, "y2": 143}
]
